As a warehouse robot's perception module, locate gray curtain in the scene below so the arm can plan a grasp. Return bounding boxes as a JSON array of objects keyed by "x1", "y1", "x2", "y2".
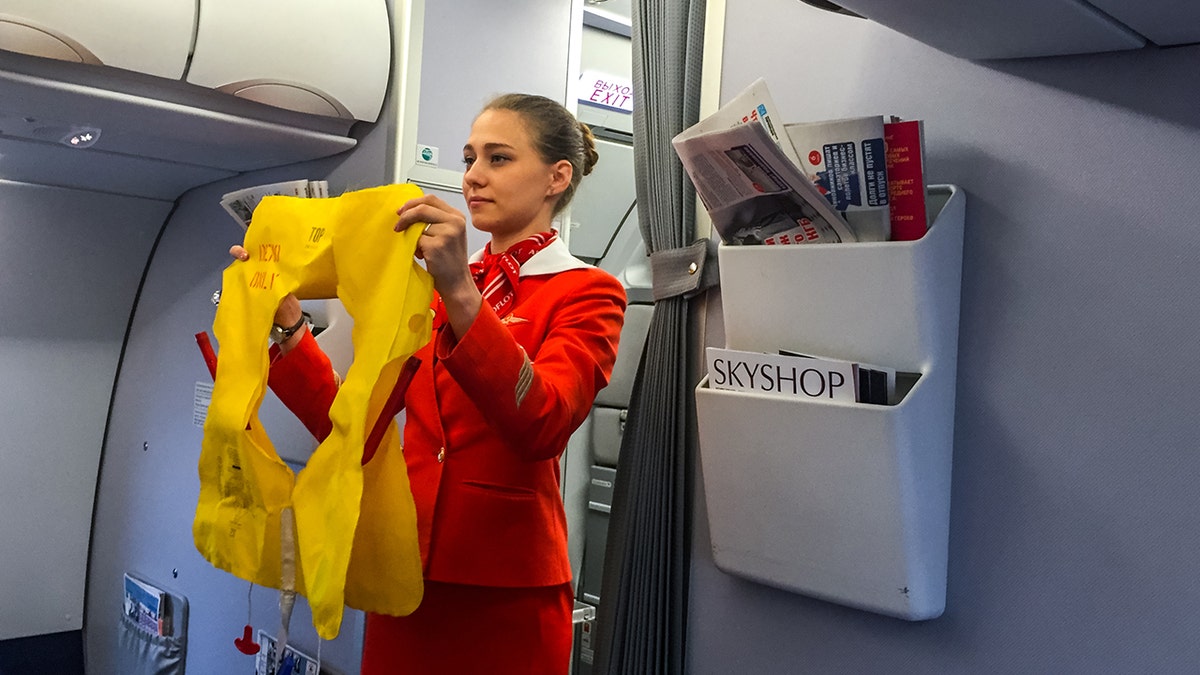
[{"x1": 592, "y1": 0, "x2": 707, "y2": 673}]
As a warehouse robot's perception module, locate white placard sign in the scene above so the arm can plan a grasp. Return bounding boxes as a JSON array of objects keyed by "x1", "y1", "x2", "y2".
[{"x1": 579, "y1": 70, "x2": 634, "y2": 113}]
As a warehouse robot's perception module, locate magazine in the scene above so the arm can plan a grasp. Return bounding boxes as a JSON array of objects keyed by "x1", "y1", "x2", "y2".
[
  {"x1": 884, "y1": 117, "x2": 929, "y2": 241},
  {"x1": 784, "y1": 115, "x2": 891, "y2": 242},
  {"x1": 123, "y1": 573, "x2": 167, "y2": 637},
  {"x1": 777, "y1": 349, "x2": 898, "y2": 405},
  {"x1": 707, "y1": 347, "x2": 858, "y2": 403},
  {"x1": 220, "y1": 179, "x2": 329, "y2": 230},
  {"x1": 853, "y1": 360, "x2": 898, "y2": 405}
]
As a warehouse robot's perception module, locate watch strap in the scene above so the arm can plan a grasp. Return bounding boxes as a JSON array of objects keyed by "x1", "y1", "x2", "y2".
[{"x1": 273, "y1": 312, "x2": 309, "y2": 342}]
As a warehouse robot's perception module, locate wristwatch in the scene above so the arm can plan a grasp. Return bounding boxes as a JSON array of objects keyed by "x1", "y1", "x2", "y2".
[{"x1": 270, "y1": 312, "x2": 309, "y2": 344}]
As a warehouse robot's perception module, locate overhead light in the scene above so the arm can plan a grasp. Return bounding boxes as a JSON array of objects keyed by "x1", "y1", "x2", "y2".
[{"x1": 60, "y1": 127, "x2": 101, "y2": 148}]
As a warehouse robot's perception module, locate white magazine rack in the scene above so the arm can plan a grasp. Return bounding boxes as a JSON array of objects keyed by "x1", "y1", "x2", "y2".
[{"x1": 695, "y1": 185, "x2": 964, "y2": 620}]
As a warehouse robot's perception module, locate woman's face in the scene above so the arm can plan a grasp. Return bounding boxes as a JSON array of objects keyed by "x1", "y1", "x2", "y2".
[{"x1": 462, "y1": 108, "x2": 570, "y2": 248}]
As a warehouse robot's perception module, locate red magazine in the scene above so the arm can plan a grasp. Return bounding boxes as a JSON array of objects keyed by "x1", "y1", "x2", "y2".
[{"x1": 884, "y1": 119, "x2": 928, "y2": 241}]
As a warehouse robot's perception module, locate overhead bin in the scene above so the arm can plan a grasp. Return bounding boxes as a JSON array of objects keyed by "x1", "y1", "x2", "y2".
[
  {"x1": 0, "y1": 0, "x2": 391, "y2": 122},
  {"x1": 0, "y1": 1, "x2": 195, "y2": 78},
  {"x1": 0, "y1": 49, "x2": 357, "y2": 200},
  {"x1": 186, "y1": 0, "x2": 392, "y2": 122},
  {"x1": 818, "y1": 0, "x2": 1146, "y2": 59},
  {"x1": 1087, "y1": 0, "x2": 1200, "y2": 47}
]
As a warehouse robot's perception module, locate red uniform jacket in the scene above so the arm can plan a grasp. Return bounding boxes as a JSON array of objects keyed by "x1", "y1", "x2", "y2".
[{"x1": 269, "y1": 239, "x2": 626, "y2": 588}]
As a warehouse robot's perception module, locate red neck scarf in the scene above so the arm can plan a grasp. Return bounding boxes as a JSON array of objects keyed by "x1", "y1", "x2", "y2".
[{"x1": 469, "y1": 230, "x2": 557, "y2": 317}]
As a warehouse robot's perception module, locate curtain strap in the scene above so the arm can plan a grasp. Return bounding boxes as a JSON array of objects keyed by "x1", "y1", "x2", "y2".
[{"x1": 649, "y1": 238, "x2": 720, "y2": 302}]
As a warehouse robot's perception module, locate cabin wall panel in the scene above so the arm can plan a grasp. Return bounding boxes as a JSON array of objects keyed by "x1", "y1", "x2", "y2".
[
  {"x1": 414, "y1": 0, "x2": 574, "y2": 173},
  {"x1": 0, "y1": 180, "x2": 168, "y2": 640},
  {"x1": 689, "y1": 2, "x2": 1200, "y2": 672}
]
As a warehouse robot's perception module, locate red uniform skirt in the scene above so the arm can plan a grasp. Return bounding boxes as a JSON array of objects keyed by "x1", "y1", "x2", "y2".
[{"x1": 361, "y1": 580, "x2": 574, "y2": 675}]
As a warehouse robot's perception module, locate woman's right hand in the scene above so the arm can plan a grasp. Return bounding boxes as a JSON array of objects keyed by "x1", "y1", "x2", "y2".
[
  {"x1": 395, "y1": 195, "x2": 482, "y2": 339},
  {"x1": 394, "y1": 195, "x2": 472, "y2": 296}
]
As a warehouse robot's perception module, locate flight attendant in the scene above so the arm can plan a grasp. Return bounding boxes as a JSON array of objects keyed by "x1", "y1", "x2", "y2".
[{"x1": 255, "y1": 93, "x2": 627, "y2": 674}]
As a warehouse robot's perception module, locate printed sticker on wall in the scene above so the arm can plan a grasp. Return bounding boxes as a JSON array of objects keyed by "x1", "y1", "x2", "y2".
[{"x1": 415, "y1": 144, "x2": 439, "y2": 168}]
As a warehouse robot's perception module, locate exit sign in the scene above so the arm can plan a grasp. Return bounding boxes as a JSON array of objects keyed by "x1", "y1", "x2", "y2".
[{"x1": 579, "y1": 70, "x2": 633, "y2": 113}]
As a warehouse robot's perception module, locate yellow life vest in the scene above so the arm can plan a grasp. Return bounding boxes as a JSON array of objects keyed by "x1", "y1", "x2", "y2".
[{"x1": 195, "y1": 183, "x2": 432, "y2": 639}]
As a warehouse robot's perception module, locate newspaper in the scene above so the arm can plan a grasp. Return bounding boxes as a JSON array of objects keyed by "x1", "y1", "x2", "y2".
[
  {"x1": 674, "y1": 120, "x2": 855, "y2": 245},
  {"x1": 673, "y1": 78, "x2": 855, "y2": 245},
  {"x1": 220, "y1": 179, "x2": 329, "y2": 230},
  {"x1": 673, "y1": 77, "x2": 804, "y2": 168}
]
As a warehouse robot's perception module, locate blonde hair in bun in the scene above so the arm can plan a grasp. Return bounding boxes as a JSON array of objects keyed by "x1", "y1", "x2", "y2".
[
  {"x1": 482, "y1": 93, "x2": 600, "y2": 215},
  {"x1": 578, "y1": 121, "x2": 599, "y2": 177}
]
